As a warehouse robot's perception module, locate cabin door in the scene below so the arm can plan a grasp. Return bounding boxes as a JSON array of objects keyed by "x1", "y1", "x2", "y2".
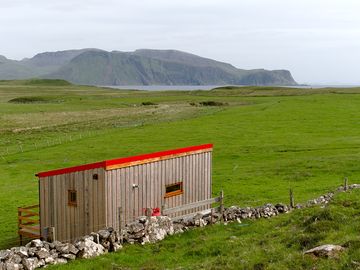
[{"x1": 83, "y1": 170, "x2": 105, "y2": 234}]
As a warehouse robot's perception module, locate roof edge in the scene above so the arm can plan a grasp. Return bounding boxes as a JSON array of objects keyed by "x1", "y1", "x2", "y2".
[{"x1": 36, "y1": 144, "x2": 213, "y2": 178}]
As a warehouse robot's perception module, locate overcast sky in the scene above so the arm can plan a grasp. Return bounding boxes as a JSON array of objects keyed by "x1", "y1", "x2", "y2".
[{"x1": 1, "y1": 0, "x2": 360, "y2": 84}]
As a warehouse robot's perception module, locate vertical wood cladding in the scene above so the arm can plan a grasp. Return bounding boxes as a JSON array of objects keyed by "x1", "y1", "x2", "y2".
[
  {"x1": 105, "y1": 150, "x2": 212, "y2": 228},
  {"x1": 39, "y1": 147, "x2": 212, "y2": 242}
]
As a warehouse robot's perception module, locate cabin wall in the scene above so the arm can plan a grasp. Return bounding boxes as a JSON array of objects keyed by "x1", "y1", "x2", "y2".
[
  {"x1": 105, "y1": 151, "x2": 212, "y2": 228},
  {"x1": 39, "y1": 168, "x2": 106, "y2": 242}
]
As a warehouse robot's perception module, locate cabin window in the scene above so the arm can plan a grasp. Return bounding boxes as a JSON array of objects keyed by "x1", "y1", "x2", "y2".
[
  {"x1": 93, "y1": 174, "x2": 99, "y2": 180},
  {"x1": 68, "y1": 190, "x2": 77, "y2": 206},
  {"x1": 165, "y1": 182, "x2": 183, "y2": 198}
]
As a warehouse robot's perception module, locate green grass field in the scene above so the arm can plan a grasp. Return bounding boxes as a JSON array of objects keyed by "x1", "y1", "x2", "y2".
[{"x1": 1, "y1": 80, "x2": 360, "y2": 268}]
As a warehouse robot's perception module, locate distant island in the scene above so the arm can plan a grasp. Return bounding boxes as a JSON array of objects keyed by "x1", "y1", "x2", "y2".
[{"x1": 0, "y1": 49, "x2": 297, "y2": 86}]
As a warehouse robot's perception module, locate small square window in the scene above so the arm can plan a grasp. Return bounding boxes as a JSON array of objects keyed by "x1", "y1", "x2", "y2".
[
  {"x1": 165, "y1": 182, "x2": 183, "y2": 198},
  {"x1": 93, "y1": 174, "x2": 98, "y2": 180},
  {"x1": 68, "y1": 190, "x2": 77, "y2": 206}
]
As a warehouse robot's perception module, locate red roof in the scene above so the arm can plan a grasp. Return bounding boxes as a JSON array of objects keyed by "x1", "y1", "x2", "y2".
[{"x1": 36, "y1": 144, "x2": 213, "y2": 178}]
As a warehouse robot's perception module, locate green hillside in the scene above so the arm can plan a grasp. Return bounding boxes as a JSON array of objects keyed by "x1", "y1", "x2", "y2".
[{"x1": 0, "y1": 49, "x2": 297, "y2": 86}]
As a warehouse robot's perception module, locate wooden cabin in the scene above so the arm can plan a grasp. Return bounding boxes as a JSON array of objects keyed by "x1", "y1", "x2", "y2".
[{"x1": 35, "y1": 144, "x2": 213, "y2": 242}]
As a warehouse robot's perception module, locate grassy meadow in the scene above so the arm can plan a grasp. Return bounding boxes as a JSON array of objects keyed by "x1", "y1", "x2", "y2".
[{"x1": 1, "y1": 80, "x2": 360, "y2": 268}]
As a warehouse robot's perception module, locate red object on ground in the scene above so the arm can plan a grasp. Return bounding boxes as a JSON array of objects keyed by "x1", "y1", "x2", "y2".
[{"x1": 152, "y1": 208, "x2": 161, "y2": 216}]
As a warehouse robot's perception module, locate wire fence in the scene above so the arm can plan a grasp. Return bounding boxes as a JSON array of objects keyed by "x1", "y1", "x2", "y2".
[
  {"x1": 0, "y1": 119, "x2": 150, "y2": 160},
  {"x1": 0, "y1": 130, "x2": 102, "y2": 159}
]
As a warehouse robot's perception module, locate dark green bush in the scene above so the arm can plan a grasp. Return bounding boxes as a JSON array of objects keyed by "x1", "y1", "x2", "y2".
[
  {"x1": 199, "y1": 101, "x2": 228, "y2": 106},
  {"x1": 141, "y1": 101, "x2": 158, "y2": 106},
  {"x1": 8, "y1": 96, "x2": 49, "y2": 103}
]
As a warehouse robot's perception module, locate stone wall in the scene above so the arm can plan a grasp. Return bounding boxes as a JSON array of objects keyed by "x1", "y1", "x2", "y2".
[{"x1": 0, "y1": 184, "x2": 359, "y2": 270}]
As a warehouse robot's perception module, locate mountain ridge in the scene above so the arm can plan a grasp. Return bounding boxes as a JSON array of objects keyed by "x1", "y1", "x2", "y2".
[{"x1": 0, "y1": 49, "x2": 297, "y2": 86}]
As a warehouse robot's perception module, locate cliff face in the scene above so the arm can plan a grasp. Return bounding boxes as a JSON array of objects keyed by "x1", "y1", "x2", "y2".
[{"x1": 0, "y1": 49, "x2": 297, "y2": 86}]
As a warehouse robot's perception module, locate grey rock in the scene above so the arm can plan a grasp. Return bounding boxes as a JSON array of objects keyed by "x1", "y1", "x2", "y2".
[
  {"x1": 44, "y1": 256, "x2": 55, "y2": 265},
  {"x1": 26, "y1": 248, "x2": 36, "y2": 258},
  {"x1": 127, "y1": 239, "x2": 135, "y2": 245},
  {"x1": 82, "y1": 235, "x2": 94, "y2": 242},
  {"x1": 61, "y1": 253, "x2": 76, "y2": 260},
  {"x1": 48, "y1": 242, "x2": 56, "y2": 250},
  {"x1": 35, "y1": 248, "x2": 50, "y2": 259},
  {"x1": 90, "y1": 233, "x2": 100, "y2": 244},
  {"x1": 36, "y1": 259, "x2": 45, "y2": 268},
  {"x1": 29, "y1": 240, "x2": 43, "y2": 249},
  {"x1": 101, "y1": 241, "x2": 111, "y2": 251},
  {"x1": 20, "y1": 260, "x2": 34, "y2": 270},
  {"x1": 0, "y1": 250, "x2": 11, "y2": 261},
  {"x1": 138, "y1": 216, "x2": 148, "y2": 224},
  {"x1": 53, "y1": 258, "x2": 67, "y2": 265},
  {"x1": 8, "y1": 254, "x2": 22, "y2": 264},
  {"x1": 194, "y1": 218, "x2": 207, "y2": 227},
  {"x1": 126, "y1": 222, "x2": 144, "y2": 234},
  {"x1": 304, "y1": 244, "x2": 344, "y2": 258},
  {"x1": 49, "y1": 249, "x2": 58, "y2": 259},
  {"x1": 4, "y1": 263, "x2": 22, "y2": 270},
  {"x1": 112, "y1": 243, "x2": 122, "y2": 252},
  {"x1": 11, "y1": 247, "x2": 28, "y2": 258},
  {"x1": 98, "y1": 230, "x2": 110, "y2": 240},
  {"x1": 56, "y1": 243, "x2": 78, "y2": 255},
  {"x1": 76, "y1": 239, "x2": 105, "y2": 259}
]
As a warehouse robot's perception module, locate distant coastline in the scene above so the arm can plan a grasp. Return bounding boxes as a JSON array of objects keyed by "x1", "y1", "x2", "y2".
[{"x1": 101, "y1": 84, "x2": 360, "y2": 91}]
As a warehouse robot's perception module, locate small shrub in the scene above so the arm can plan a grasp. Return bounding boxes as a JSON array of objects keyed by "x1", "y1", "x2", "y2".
[
  {"x1": 8, "y1": 96, "x2": 49, "y2": 104},
  {"x1": 199, "y1": 101, "x2": 228, "y2": 106},
  {"x1": 141, "y1": 101, "x2": 158, "y2": 106}
]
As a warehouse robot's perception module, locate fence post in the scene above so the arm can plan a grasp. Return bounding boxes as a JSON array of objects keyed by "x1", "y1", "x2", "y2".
[
  {"x1": 344, "y1": 177, "x2": 348, "y2": 191},
  {"x1": 220, "y1": 190, "x2": 224, "y2": 219},
  {"x1": 210, "y1": 208, "x2": 214, "y2": 225},
  {"x1": 18, "y1": 208, "x2": 22, "y2": 245},
  {"x1": 47, "y1": 227, "x2": 55, "y2": 242},
  {"x1": 118, "y1": 207, "x2": 123, "y2": 244},
  {"x1": 118, "y1": 207, "x2": 122, "y2": 232},
  {"x1": 145, "y1": 208, "x2": 152, "y2": 218},
  {"x1": 289, "y1": 188, "x2": 294, "y2": 208},
  {"x1": 161, "y1": 203, "x2": 166, "y2": 216}
]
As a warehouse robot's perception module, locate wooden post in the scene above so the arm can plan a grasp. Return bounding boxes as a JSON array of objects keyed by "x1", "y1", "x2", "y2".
[
  {"x1": 210, "y1": 208, "x2": 214, "y2": 225},
  {"x1": 145, "y1": 208, "x2": 152, "y2": 218},
  {"x1": 18, "y1": 208, "x2": 22, "y2": 245},
  {"x1": 161, "y1": 203, "x2": 166, "y2": 216},
  {"x1": 220, "y1": 190, "x2": 224, "y2": 219},
  {"x1": 344, "y1": 177, "x2": 348, "y2": 191},
  {"x1": 118, "y1": 207, "x2": 123, "y2": 244},
  {"x1": 289, "y1": 188, "x2": 294, "y2": 208},
  {"x1": 118, "y1": 207, "x2": 122, "y2": 232},
  {"x1": 47, "y1": 227, "x2": 55, "y2": 242}
]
